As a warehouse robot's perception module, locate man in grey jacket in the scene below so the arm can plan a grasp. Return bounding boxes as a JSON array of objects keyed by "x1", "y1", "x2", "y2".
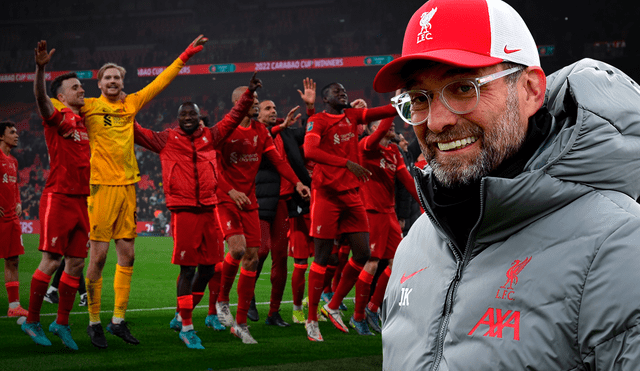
[{"x1": 372, "y1": 0, "x2": 640, "y2": 369}]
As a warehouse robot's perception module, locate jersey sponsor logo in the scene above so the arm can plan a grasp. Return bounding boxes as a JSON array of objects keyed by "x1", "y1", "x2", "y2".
[
  {"x1": 229, "y1": 152, "x2": 259, "y2": 164},
  {"x1": 468, "y1": 307, "x2": 521, "y2": 341},
  {"x1": 399, "y1": 287, "x2": 413, "y2": 306},
  {"x1": 379, "y1": 157, "x2": 397, "y2": 171},
  {"x1": 496, "y1": 256, "x2": 531, "y2": 301},
  {"x1": 417, "y1": 7, "x2": 438, "y2": 44},
  {"x1": 69, "y1": 130, "x2": 89, "y2": 142},
  {"x1": 400, "y1": 266, "x2": 428, "y2": 284},
  {"x1": 333, "y1": 132, "x2": 355, "y2": 145},
  {"x1": 104, "y1": 114, "x2": 113, "y2": 127},
  {"x1": 2, "y1": 173, "x2": 16, "y2": 183}
]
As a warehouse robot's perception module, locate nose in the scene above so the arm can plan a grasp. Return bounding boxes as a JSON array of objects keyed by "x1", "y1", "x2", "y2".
[{"x1": 426, "y1": 94, "x2": 458, "y2": 134}]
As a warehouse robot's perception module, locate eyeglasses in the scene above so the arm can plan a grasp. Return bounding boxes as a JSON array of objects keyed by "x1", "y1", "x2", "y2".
[{"x1": 390, "y1": 66, "x2": 523, "y2": 126}]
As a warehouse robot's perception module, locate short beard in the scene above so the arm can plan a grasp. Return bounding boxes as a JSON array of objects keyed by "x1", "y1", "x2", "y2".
[{"x1": 426, "y1": 83, "x2": 525, "y2": 188}]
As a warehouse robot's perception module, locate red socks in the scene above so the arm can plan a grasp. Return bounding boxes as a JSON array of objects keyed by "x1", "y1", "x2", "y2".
[
  {"x1": 235, "y1": 268, "x2": 256, "y2": 325},
  {"x1": 291, "y1": 263, "x2": 308, "y2": 307},
  {"x1": 218, "y1": 253, "x2": 240, "y2": 303},
  {"x1": 354, "y1": 270, "x2": 374, "y2": 321},
  {"x1": 27, "y1": 270, "x2": 51, "y2": 323},
  {"x1": 307, "y1": 262, "x2": 326, "y2": 321},
  {"x1": 330, "y1": 258, "x2": 364, "y2": 311},
  {"x1": 368, "y1": 266, "x2": 391, "y2": 313},
  {"x1": 57, "y1": 272, "x2": 79, "y2": 325},
  {"x1": 178, "y1": 295, "x2": 194, "y2": 326},
  {"x1": 6, "y1": 281, "x2": 20, "y2": 303}
]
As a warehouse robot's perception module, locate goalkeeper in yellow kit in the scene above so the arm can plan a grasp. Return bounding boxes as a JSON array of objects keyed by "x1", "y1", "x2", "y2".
[{"x1": 83, "y1": 35, "x2": 207, "y2": 348}]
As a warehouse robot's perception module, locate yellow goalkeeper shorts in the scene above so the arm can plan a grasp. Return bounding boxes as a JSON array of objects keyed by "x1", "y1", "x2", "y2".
[{"x1": 88, "y1": 184, "x2": 137, "y2": 241}]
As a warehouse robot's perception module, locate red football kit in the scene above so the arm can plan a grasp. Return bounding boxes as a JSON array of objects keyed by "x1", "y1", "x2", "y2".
[
  {"x1": 38, "y1": 107, "x2": 91, "y2": 258},
  {"x1": 215, "y1": 120, "x2": 301, "y2": 246},
  {"x1": 304, "y1": 105, "x2": 396, "y2": 239},
  {"x1": 134, "y1": 88, "x2": 255, "y2": 265},
  {"x1": 359, "y1": 118, "x2": 418, "y2": 258},
  {"x1": 0, "y1": 148, "x2": 23, "y2": 259}
]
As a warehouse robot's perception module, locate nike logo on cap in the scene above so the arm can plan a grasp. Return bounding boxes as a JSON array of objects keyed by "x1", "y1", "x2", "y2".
[
  {"x1": 400, "y1": 266, "x2": 428, "y2": 284},
  {"x1": 504, "y1": 46, "x2": 521, "y2": 54}
]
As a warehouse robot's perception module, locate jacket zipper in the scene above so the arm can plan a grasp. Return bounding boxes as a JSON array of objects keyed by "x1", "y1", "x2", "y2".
[
  {"x1": 414, "y1": 169, "x2": 485, "y2": 371},
  {"x1": 191, "y1": 137, "x2": 200, "y2": 206}
]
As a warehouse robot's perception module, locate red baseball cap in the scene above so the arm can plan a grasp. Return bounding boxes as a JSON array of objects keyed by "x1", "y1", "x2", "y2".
[{"x1": 373, "y1": 0, "x2": 540, "y2": 93}]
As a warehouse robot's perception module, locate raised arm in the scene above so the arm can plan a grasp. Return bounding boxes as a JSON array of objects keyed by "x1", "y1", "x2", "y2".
[
  {"x1": 270, "y1": 106, "x2": 301, "y2": 135},
  {"x1": 211, "y1": 72, "x2": 262, "y2": 146},
  {"x1": 363, "y1": 104, "x2": 397, "y2": 123},
  {"x1": 297, "y1": 77, "x2": 316, "y2": 111},
  {"x1": 362, "y1": 117, "x2": 395, "y2": 151},
  {"x1": 132, "y1": 35, "x2": 208, "y2": 111},
  {"x1": 33, "y1": 40, "x2": 56, "y2": 119}
]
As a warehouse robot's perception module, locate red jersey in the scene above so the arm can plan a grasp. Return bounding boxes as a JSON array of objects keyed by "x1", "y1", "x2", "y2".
[
  {"x1": 42, "y1": 107, "x2": 91, "y2": 195},
  {"x1": 0, "y1": 150, "x2": 19, "y2": 220},
  {"x1": 359, "y1": 139, "x2": 406, "y2": 213},
  {"x1": 216, "y1": 120, "x2": 300, "y2": 210},
  {"x1": 304, "y1": 105, "x2": 396, "y2": 193}
]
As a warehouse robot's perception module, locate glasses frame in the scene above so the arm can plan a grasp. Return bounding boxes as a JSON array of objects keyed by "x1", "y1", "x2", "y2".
[{"x1": 391, "y1": 66, "x2": 523, "y2": 126}]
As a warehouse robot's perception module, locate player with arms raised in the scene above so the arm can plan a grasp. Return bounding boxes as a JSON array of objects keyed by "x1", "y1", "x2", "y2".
[
  {"x1": 83, "y1": 35, "x2": 208, "y2": 348},
  {"x1": 21, "y1": 41, "x2": 91, "y2": 350}
]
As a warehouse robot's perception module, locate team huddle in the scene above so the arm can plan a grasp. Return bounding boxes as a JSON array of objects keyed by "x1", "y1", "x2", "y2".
[{"x1": 1, "y1": 34, "x2": 419, "y2": 350}]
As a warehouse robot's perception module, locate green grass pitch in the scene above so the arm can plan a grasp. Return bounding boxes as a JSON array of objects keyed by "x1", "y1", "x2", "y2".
[{"x1": 0, "y1": 234, "x2": 382, "y2": 370}]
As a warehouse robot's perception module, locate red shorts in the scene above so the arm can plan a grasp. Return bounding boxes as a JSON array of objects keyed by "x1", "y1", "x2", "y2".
[
  {"x1": 309, "y1": 188, "x2": 369, "y2": 239},
  {"x1": 215, "y1": 202, "x2": 261, "y2": 247},
  {"x1": 367, "y1": 211, "x2": 402, "y2": 260},
  {"x1": 0, "y1": 217, "x2": 23, "y2": 259},
  {"x1": 38, "y1": 193, "x2": 90, "y2": 259},
  {"x1": 288, "y1": 214, "x2": 314, "y2": 259},
  {"x1": 171, "y1": 209, "x2": 223, "y2": 266}
]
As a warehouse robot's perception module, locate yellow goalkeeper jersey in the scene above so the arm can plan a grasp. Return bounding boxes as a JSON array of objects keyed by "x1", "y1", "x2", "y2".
[{"x1": 82, "y1": 58, "x2": 185, "y2": 185}]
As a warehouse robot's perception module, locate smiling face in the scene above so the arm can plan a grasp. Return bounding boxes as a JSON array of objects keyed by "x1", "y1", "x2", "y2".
[
  {"x1": 410, "y1": 63, "x2": 527, "y2": 187},
  {"x1": 98, "y1": 67, "x2": 124, "y2": 100},
  {"x1": 57, "y1": 78, "x2": 85, "y2": 109},
  {"x1": 177, "y1": 104, "x2": 200, "y2": 134},
  {"x1": 323, "y1": 83, "x2": 350, "y2": 112}
]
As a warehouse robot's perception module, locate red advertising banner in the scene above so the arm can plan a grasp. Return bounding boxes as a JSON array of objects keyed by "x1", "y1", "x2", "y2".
[{"x1": 0, "y1": 55, "x2": 400, "y2": 83}]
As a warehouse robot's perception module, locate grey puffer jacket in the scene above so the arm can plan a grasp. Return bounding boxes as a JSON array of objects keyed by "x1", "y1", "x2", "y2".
[{"x1": 382, "y1": 59, "x2": 640, "y2": 371}]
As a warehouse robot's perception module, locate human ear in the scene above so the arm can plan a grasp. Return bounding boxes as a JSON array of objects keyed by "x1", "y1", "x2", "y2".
[{"x1": 519, "y1": 66, "x2": 547, "y2": 119}]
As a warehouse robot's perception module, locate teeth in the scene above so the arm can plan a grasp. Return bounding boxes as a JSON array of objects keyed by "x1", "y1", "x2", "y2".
[{"x1": 437, "y1": 136, "x2": 478, "y2": 151}]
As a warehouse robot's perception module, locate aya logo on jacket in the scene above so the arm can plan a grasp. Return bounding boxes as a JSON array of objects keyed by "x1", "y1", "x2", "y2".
[
  {"x1": 496, "y1": 256, "x2": 531, "y2": 301},
  {"x1": 468, "y1": 307, "x2": 520, "y2": 341}
]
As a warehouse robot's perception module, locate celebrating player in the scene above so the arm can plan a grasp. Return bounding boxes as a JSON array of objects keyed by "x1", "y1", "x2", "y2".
[
  {"x1": 83, "y1": 35, "x2": 208, "y2": 348},
  {"x1": 21, "y1": 40, "x2": 91, "y2": 350},
  {"x1": 351, "y1": 116, "x2": 420, "y2": 335},
  {"x1": 134, "y1": 73, "x2": 262, "y2": 349},
  {"x1": 214, "y1": 86, "x2": 310, "y2": 344},
  {"x1": 302, "y1": 82, "x2": 396, "y2": 341}
]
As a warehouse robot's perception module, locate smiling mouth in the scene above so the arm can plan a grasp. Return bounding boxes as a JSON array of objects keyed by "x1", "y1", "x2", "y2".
[{"x1": 437, "y1": 136, "x2": 478, "y2": 151}]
